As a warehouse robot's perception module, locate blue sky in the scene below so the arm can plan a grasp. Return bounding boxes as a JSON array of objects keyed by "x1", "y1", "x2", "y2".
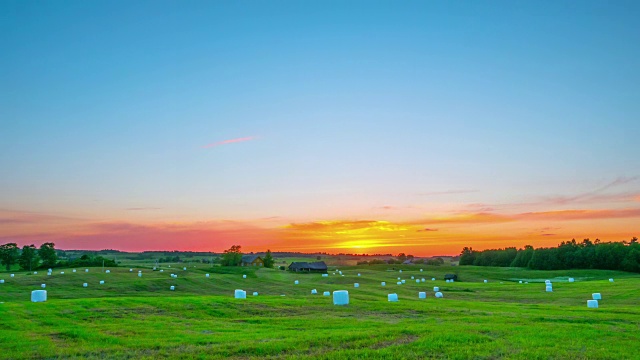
[{"x1": 1, "y1": 1, "x2": 639, "y2": 253}]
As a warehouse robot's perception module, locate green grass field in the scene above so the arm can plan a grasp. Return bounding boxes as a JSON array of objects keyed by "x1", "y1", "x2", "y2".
[{"x1": 1, "y1": 264, "x2": 639, "y2": 359}]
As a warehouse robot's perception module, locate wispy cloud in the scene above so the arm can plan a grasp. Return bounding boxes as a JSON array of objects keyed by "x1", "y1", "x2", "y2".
[
  {"x1": 201, "y1": 136, "x2": 258, "y2": 149},
  {"x1": 542, "y1": 176, "x2": 638, "y2": 205},
  {"x1": 517, "y1": 208, "x2": 640, "y2": 221},
  {"x1": 423, "y1": 212, "x2": 513, "y2": 225},
  {"x1": 419, "y1": 189, "x2": 479, "y2": 196},
  {"x1": 126, "y1": 207, "x2": 161, "y2": 211}
]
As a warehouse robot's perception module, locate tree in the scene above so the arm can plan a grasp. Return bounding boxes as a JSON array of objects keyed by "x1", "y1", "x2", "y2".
[
  {"x1": 396, "y1": 253, "x2": 407, "y2": 262},
  {"x1": 18, "y1": 244, "x2": 39, "y2": 271},
  {"x1": 39, "y1": 242, "x2": 58, "y2": 268},
  {"x1": 221, "y1": 245, "x2": 242, "y2": 266},
  {"x1": 0, "y1": 243, "x2": 19, "y2": 271},
  {"x1": 263, "y1": 249, "x2": 275, "y2": 268}
]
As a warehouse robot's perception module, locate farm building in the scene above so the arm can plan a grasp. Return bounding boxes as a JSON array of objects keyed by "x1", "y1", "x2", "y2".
[
  {"x1": 288, "y1": 261, "x2": 328, "y2": 273},
  {"x1": 241, "y1": 255, "x2": 264, "y2": 267},
  {"x1": 444, "y1": 274, "x2": 458, "y2": 281}
]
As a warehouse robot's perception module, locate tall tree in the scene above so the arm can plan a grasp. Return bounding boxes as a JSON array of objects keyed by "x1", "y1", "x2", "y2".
[
  {"x1": 221, "y1": 245, "x2": 242, "y2": 266},
  {"x1": 18, "y1": 244, "x2": 39, "y2": 271},
  {"x1": 263, "y1": 249, "x2": 274, "y2": 268},
  {"x1": 0, "y1": 243, "x2": 20, "y2": 271},
  {"x1": 39, "y1": 242, "x2": 58, "y2": 268}
]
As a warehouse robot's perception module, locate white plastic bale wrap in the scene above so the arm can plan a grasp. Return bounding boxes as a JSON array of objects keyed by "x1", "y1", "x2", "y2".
[
  {"x1": 83, "y1": 283, "x2": 88, "y2": 287},
  {"x1": 388, "y1": 293, "x2": 399, "y2": 302},
  {"x1": 420, "y1": 269, "x2": 423, "y2": 272},
  {"x1": 568, "y1": 278, "x2": 574, "y2": 282},
  {"x1": 31, "y1": 290, "x2": 47, "y2": 302},
  {"x1": 431, "y1": 278, "x2": 435, "y2": 281},
  {"x1": 138, "y1": 273, "x2": 142, "y2": 277},
  {"x1": 587, "y1": 300, "x2": 598, "y2": 308},
  {"x1": 170, "y1": 286, "x2": 175, "y2": 291},
  {"x1": 206, "y1": 274, "x2": 210, "y2": 278},
  {"x1": 419, "y1": 292, "x2": 426, "y2": 299},
  {"x1": 323, "y1": 291, "x2": 330, "y2": 296},
  {"x1": 100, "y1": 280, "x2": 105, "y2": 284},
  {"x1": 129, "y1": 269, "x2": 133, "y2": 272},
  {"x1": 10, "y1": 274, "x2": 14, "y2": 277},
  {"x1": 322, "y1": 274, "x2": 328, "y2": 277},
  {"x1": 401, "y1": 280, "x2": 405, "y2": 284},
  {"x1": 399, "y1": 270, "x2": 402, "y2": 273},
  {"x1": 411, "y1": 276, "x2": 414, "y2": 280},
  {"x1": 484, "y1": 280, "x2": 488, "y2": 283},
  {"x1": 105, "y1": 270, "x2": 110, "y2": 273},
  {"x1": 234, "y1": 289, "x2": 247, "y2": 299},
  {"x1": 333, "y1": 290, "x2": 349, "y2": 305},
  {"x1": 421, "y1": 278, "x2": 425, "y2": 282},
  {"x1": 0, "y1": 280, "x2": 4, "y2": 284},
  {"x1": 294, "y1": 280, "x2": 299, "y2": 285},
  {"x1": 433, "y1": 286, "x2": 439, "y2": 292},
  {"x1": 396, "y1": 281, "x2": 402, "y2": 285},
  {"x1": 243, "y1": 275, "x2": 247, "y2": 279},
  {"x1": 311, "y1": 289, "x2": 318, "y2": 294},
  {"x1": 546, "y1": 286, "x2": 553, "y2": 292},
  {"x1": 435, "y1": 292, "x2": 444, "y2": 298},
  {"x1": 416, "y1": 279, "x2": 420, "y2": 283},
  {"x1": 73, "y1": 269, "x2": 76, "y2": 273},
  {"x1": 592, "y1": 293, "x2": 602, "y2": 300},
  {"x1": 357, "y1": 273, "x2": 361, "y2": 277},
  {"x1": 253, "y1": 292, "x2": 258, "y2": 296},
  {"x1": 354, "y1": 283, "x2": 359, "y2": 288},
  {"x1": 609, "y1": 278, "x2": 614, "y2": 282},
  {"x1": 85, "y1": 269, "x2": 89, "y2": 272},
  {"x1": 381, "y1": 282, "x2": 386, "y2": 286},
  {"x1": 41, "y1": 284, "x2": 46, "y2": 288}
]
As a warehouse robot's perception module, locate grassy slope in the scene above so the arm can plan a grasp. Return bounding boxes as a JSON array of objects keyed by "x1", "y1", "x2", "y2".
[{"x1": 1, "y1": 264, "x2": 639, "y2": 359}]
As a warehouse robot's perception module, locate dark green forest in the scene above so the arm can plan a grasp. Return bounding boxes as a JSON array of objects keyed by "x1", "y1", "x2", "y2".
[{"x1": 459, "y1": 237, "x2": 640, "y2": 272}]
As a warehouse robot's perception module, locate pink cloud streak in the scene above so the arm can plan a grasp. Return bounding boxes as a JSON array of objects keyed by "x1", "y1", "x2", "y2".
[{"x1": 201, "y1": 136, "x2": 258, "y2": 149}]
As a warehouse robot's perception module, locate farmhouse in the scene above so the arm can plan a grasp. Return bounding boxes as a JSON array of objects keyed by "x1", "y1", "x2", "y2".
[
  {"x1": 444, "y1": 274, "x2": 458, "y2": 281},
  {"x1": 288, "y1": 261, "x2": 328, "y2": 273},
  {"x1": 241, "y1": 255, "x2": 264, "y2": 267}
]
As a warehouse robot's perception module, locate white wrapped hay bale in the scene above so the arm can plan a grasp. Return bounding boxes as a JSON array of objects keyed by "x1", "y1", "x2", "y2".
[
  {"x1": 48, "y1": 268, "x2": 52, "y2": 272},
  {"x1": 568, "y1": 278, "x2": 574, "y2": 283},
  {"x1": 235, "y1": 289, "x2": 246, "y2": 299},
  {"x1": 323, "y1": 291, "x2": 330, "y2": 296},
  {"x1": 416, "y1": 279, "x2": 420, "y2": 283},
  {"x1": 160, "y1": 269, "x2": 164, "y2": 272},
  {"x1": 401, "y1": 280, "x2": 406, "y2": 284},
  {"x1": 484, "y1": 280, "x2": 488, "y2": 283},
  {"x1": 338, "y1": 271, "x2": 342, "y2": 275},
  {"x1": 545, "y1": 280, "x2": 551, "y2": 284},
  {"x1": 397, "y1": 277, "x2": 401, "y2": 280},
  {"x1": 433, "y1": 286, "x2": 439, "y2": 292},
  {"x1": 105, "y1": 270, "x2": 110, "y2": 274},
  {"x1": 419, "y1": 292, "x2": 426, "y2": 299},
  {"x1": 170, "y1": 286, "x2": 175, "y2": 291},
  {"x1": 411, "y1": 276, "x2": 414, "y2": 280},
  {"x1": 253, "y1": 292, "x2": 258, "y2": 296},
  {"x1": 294, "y1": 280, "x2": 299, "y2": 285},
  {"x1": 445, "y1": 279, "x2": 450, "y2": 283},
  {"x1": 592, "y1": 293, "x2": 602, "y2": 300},
  {"x1": 431, "y1": 278, "x2": 435, "y2": 281},
  {"x1": 388, "y1": 293, "x2": 399, "y2": 302},
  {"x1": 545, "y1": 285, "x2": 553, "y2": 292},
  {"x1": 85, "y1": 269, "x2": 89, "y2": 272},
  {"x1": 0, "y1": 280, "x2": 4, "y2": 284},
  {"x1": 206, "y1": 274, "x2": 210, "y2": 278},
  {"x1": 138, "y1": 270, "x2": 142, "y2": 273},
  {"x1": 381, "y1": 282, "x2": 386, "y2": 286},
  {"x1": 396, "y1": 281, "x2": 402, "y2": 285},
  {"x1": 420, "y1": 269, "x2": 423, "y2": 272},
  {"x1": 399, "y1": 270, "x2": 402, "y2": 273},
  {"x1": 47, "y1": 273, "x2": 51, "y2": 276},
  {"x1": 129, "y1": 269, "x2": 133, "y2": 272},
  {"x1": 10, "y1": 274, "x2": 14, "y2": 278},
  {"x1": 609, "y1": 278, "x2": 614, "y2": 282},
  {"x1": 333, "y1": 290, "x2": 349, "y2": 305},
  {"x1": 357, "y1": 273, "x2": 361, "y2": 277},
  {"x1": 354, "y1": 283, "x2": 359, "y2": 288},
  {"x1": 311, "y1": 289, "x2": 317, "y2": 294},
  {"x1": 138, "y1": 273, "x2": 142, "y2": 277},
  {"x1": 34, "y1": 272, "x2": 37, "y2": 274},
  {"x1": 72, "y1": 269, "x2": 76, "y2": 273},
  {"x1": 31, "y1": 290, "x2": 47, "y2": 302},
  {"x1": 243, "y1": 275, "x2": 247, "y2": 279},
  {"x1": 83, "y1": 283, "x2": 88, "y2": 288},
  {"x1": 322, "y1": 273, "x2": 328, "y2": 277},
  {"x1": 99, "y1": 280, "x2": 105, "y2": 285},
  {"x1": 183, "y1": 267, "x2": 187, "y2": 271},
  {"x1": 587, "y1": 300, "x2": 598, "y2": 308},
  {"x1": 421, "y1": 278, "x2": 425, "y2": 282},
  {"x1": 41, "y1": 284, "x2": 46, "y2": 288},
  {"x1": 435, "y1": 292, "x2": 443, "y2": 298}
]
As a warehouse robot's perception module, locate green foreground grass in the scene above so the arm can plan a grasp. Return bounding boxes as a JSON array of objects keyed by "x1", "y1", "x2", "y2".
[{"x1": 1, "y1": 264, "x2": 639, "y2": 359}]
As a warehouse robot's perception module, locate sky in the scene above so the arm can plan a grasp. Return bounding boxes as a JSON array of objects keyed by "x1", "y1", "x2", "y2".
[{"x1": 1, "y1": 0, "x2": 639, "y2": 255}]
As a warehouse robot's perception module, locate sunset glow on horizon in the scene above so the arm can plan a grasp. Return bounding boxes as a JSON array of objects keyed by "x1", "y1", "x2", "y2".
[{"x1": 2, "y1": 1, "x2": 638, "y2": 255}]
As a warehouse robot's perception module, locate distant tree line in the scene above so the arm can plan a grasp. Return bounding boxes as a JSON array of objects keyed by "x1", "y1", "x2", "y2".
[
  {"x1": 459, "y1": 238, "x2": 640, "y2": 273},
  {"x1": 0, "y1": 242, "x2": 119, "y2": 271}
]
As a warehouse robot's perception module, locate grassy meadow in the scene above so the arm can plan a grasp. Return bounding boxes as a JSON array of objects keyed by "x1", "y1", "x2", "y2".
[{"x1": 1, "y1": 262, "x2": 639, "y2": 359}]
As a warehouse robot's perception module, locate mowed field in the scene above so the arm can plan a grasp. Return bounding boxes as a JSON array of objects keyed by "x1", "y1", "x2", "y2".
[{"x1": 1, "y1": 263, "x2": 639, "y2": 359}]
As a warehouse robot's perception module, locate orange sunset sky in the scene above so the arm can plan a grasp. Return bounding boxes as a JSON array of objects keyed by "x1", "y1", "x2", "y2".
[{"x1": 2, "y1": 2, "x2": 639, "y2": 255}]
